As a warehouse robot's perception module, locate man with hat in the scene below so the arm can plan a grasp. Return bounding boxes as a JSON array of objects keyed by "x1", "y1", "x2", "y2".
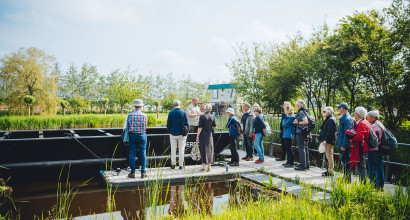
[
  {"x1": 226, "y1": 107, "x2": 240, "y2": 166},
  {"x1": 337, "y1": 102, "x2": 354, "y2": 182},
  {"x1": 241, "y1": 103, "x2": 255, "y2": 161},
  {"x1": 125, "y1": 99, "x2": 148, "y2": 179}
]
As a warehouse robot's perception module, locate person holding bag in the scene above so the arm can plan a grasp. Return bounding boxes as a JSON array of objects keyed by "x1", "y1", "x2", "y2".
[
  {"x1": 319, "y1": 106, "x2": 337, "y2": 177},
  {"x1": 166, "y1": 100, "x2": 190, "y2": 170}
]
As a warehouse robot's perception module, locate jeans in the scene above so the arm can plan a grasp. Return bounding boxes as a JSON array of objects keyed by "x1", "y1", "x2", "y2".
[
  {"x1": 341, "y1": 147, "x2": 351, "y2": 180},
  {"x1": 129, "y1": 132, "x2": 147, "y2": 174},
  {"x1": 229, "y1": 135, "x2": 239, "y2": 163},
  {"x1": 254, "y1": 133, "x2": 264, "y2": 160},
  {"x1": 357, "y1": 144, "x2": 367, "y2": 184},
  {"x1": 280, "y1": 138, "x2": 287, "y2": 160},
  {"x1": 368, "y1": 150, "x2": 384, "y2": 188},
  {"x1": 296, "y1": 133, "x2": 309, "y2": 168},
  {"x1": 170, "y1": 135, "x2": 187, "y2": 167},
  {"x1": 283, "y1": 138, "x2": 293, "y2": 165},
  {"x1": 244, "y1": 134, "x2": 253, "y2": 158}
]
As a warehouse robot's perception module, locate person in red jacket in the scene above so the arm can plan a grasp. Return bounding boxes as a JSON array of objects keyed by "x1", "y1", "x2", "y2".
[{"x1": 350, "y1": 107, "x2": 370, "y2": 184}]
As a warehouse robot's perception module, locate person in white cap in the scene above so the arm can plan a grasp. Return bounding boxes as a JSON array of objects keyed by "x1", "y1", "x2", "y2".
[
  {"x1": 225, "y1": 108, "x2": 240, "y2": 166},
  {"x1": 124, "y1": 99, "x2": 148, "y2": 179}
]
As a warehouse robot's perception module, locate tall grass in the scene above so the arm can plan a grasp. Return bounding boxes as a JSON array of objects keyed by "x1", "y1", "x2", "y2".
[{"x1": 0, "y1": 113, "x2": 169, "y2": 130}]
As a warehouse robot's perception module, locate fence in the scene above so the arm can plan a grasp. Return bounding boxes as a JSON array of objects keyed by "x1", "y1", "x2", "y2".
[{"x1": 237, "y1": 130, "x2": 410, "y2": 182}]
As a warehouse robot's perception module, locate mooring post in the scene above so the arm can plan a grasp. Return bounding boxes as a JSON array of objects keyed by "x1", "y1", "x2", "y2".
[
  {"x1": 322, "y1": 153, "x2": 326, "y2": 169},
  {"x1": 269, "y1": 134, "x2": 274, "y2": 157},
  {"x1": 385, "y1": 155, "x2": 390, "y2": 182}
]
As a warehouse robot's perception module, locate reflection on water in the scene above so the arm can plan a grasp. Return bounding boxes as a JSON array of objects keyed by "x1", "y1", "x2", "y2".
[{"x1": 11, "y1": 179, "x2": 259, "y2": 219}]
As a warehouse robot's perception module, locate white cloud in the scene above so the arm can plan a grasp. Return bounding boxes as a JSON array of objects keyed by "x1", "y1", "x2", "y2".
[{"x1": 237, "y1": 20, "x2": 289, "y2": 43}]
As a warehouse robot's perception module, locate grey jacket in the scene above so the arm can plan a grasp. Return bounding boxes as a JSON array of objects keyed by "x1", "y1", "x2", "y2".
[{"x1": 244, "y1": 111, "x2": 256, "y2": 135}]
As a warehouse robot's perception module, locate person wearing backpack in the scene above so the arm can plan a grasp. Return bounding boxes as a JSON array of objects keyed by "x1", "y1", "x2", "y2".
[
  {"x1": 337, "y1": 103, "x2": 354, "y2": 182},
  {"x1": 294, "y1": 100, "x2": 311, "y2": 171},
  {"x1": 253, "y1": 106, "x2": 266, "y2": 163},
  {"x1": 319, "y1": 107, "x2": 337, "y2": 177},
  {"x1": 350, "y1": 107, "x2": 370, "y2": 184},
  {"x1": 367, "y1": 110, "x2": 385, "y2": 190},
  {"x1": 226, "y1": 108, "x2": 240, "y2": 166}
]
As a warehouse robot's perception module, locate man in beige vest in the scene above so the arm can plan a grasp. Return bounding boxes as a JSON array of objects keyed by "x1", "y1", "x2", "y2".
[{"x1": 186, "y1": 97, "x2": 203, "y2": 133}]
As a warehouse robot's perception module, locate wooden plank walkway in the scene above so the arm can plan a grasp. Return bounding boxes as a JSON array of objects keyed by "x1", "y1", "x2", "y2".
[{"x1": 102, "y1": 149, "x2": 405, "y2": 198}]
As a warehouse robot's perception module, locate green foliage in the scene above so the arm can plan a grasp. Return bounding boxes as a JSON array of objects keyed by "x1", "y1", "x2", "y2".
[
  {"x1": 147, "y1": 115, "x2": 157, "y2": 127},
  {"x1": 23, "y1": 95, "x2": 35, "y2": 105},
  {"x1": 0, "y1": 47, "x2": 58, "y2": 115}
]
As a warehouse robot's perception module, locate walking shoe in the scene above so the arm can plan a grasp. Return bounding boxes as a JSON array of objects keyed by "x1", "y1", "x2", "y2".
[
  {"x1": 294, "y1": 166, "x2": 306, "y2": 171},
  {"x1": 206, "y1": 168, "x2": 211, "y2": 172},
  {"x1": 275, "y1": 158, "x2": 285, "y2": 161},
  {"x1": 246, "y1": 157, "x2": 254, "y2": 161},
  {"x1": 242, "y1": 156, "x2": 248, "y2": 160},
  {"x1": 255, "y1": 159, "x2": 264, "y2": 164},
  {"x1": 282, "y1": 163, "x2": 288, "y2": 166},
  {"x1": 128, "y1": 173, "x2": 136, "y2": 178},
  {"x1": 322, "y1": 171, "x2": 334, "y2": 177},
  {"x1": 284, "y1": 164, "x2": 294, "y2": 168},
  {"x1": 179, "y1": 166, "x2": 183, "y2": 170},
  {"x1": 230, "y1": 162, "x2": 239, "y2": 167},
  {"x1": 170, "y1": 165, "x2": 176, "y2": 169},
  {"x1": 200, "y1": 167, "x2": 206, "y2": 171},
  {"x1": 141, "y1": 173, "x2": 147, "y2": 179}
]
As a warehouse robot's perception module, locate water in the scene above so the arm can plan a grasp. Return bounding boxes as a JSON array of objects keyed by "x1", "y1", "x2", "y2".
[{"x1": 9, "y1": 178, "x2": 264, "y2": 219}]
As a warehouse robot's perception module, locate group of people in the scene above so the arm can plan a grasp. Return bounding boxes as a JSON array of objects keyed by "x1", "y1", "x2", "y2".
[
  {"x1": 123, "y1": 97, "x2": 217, "y2": 178},
  {"x1": 276, "y1": 101, "x2": 385, "y2": 189},
  {"x1": 124, "y1": 97, "x2": 387, "y2": 190}
]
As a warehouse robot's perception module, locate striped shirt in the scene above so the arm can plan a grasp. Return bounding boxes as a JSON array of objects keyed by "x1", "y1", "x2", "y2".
[{"x1": 126, "y1": 110, "x2": 147, "y2": 133}]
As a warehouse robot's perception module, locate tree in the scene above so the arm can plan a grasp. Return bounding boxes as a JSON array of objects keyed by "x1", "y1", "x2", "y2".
[
  {"x1": 0, "y1": 47, "x2": 58, "y2": 114},
  {"x1": 68, "y1": 95, "x2": 88, "y2": 114},
  {"x1": 60, "y1": 100, "x2": 69, "y2": 116},
  {"x1": 154, "y1": 100, "x2": 160, "y2": 118},
  {"x1": 100, "y1": 98, "x2": 109, "y2": 115},
  {"x1": 108, "y1": 68, "x2": 148, "y2": 115},
  {"x1": 23, "y1": 95, "x2": 35, "y2": 116},
  {"x1": 227, "y1": 43, "x2": 270, "y2": 106}
]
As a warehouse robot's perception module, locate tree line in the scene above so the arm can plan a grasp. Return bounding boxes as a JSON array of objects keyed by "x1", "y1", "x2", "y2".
[
  {"x1": 228, "y1": 0, "x2": 409, "y2": 129},
  {"x1": 0, "y1": 50, "x2": 211, "y2": 116}
]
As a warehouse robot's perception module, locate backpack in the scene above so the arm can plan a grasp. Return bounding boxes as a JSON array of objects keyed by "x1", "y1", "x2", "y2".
[
  {"x1": 367, "y1": 128, "x2": 379, "y2": 149},
  {"x1": 260, "y1": 115, "x2": 272, "y2": 136},
  {"x1": 375, "y1": 123, "x2": 398, "y2": 155},
  {"x1": 233, "y1": 117, "x2": 244, "y2": 135},
  {"x1": 301, "y1": 109, "x2": 316, "y2": 133}
]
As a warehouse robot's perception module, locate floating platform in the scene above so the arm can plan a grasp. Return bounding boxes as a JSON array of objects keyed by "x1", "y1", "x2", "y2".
[{"x1": 102, "y1": 149, "x2": 406, "y2": 201}]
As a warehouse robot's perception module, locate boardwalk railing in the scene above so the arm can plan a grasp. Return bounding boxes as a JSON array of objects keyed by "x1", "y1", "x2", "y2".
[{"x1": 237, "y1": 130, "x2": 410, "y2": 181}]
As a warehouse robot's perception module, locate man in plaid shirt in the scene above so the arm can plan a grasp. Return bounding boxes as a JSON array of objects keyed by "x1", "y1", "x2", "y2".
[{"x1": 125, "y1": 99, "x2": 148, "y2": 179}]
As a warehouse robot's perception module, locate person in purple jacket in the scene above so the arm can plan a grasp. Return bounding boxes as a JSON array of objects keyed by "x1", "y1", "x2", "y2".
[{"x1": 367, "y1": 110, "x2": 385, "y2": 190}]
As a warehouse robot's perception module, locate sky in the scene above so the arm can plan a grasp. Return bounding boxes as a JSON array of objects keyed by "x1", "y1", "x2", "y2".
[{"x1": 0, "y1": 0, "x2": 392, "y2": 83}]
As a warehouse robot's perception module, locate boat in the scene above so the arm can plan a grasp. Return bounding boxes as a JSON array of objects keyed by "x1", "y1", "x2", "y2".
[{"x1": 0, "y1": 127, "x2": 230, "y2": 180}]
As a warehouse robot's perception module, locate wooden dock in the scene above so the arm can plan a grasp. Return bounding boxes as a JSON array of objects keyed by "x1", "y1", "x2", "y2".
[{"x1": 102, "y1": 149, "x2": 405, "y2": 200}]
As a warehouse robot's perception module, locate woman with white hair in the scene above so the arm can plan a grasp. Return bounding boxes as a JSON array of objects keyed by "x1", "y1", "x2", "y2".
[
  {"x1": 293, "y1": 100, "x2": 311, "y2": 171},
  {"x1": 367, "y1": 110, "x2": 386, "y2": 190},
  {"x1": 196, "y1": 104, "x2": 217, "y2": 172},
  {"x1": 319, "y1": 106, "x2": 337, "y2": 177},
  {"x1": 350, "y1": 106, "x2": 370, "y2": 183},
  {"x1": 225, "y1": 108, "x2": 240, "y2": 166}
]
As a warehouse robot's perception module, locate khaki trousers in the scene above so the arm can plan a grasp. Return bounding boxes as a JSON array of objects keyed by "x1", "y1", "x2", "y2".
[
  {"x1": 325, "y1": 143, "x2": 334, "y2": 173},
  {"x1": 170, "y1": 135, "x2": 187, "y2": 167}
]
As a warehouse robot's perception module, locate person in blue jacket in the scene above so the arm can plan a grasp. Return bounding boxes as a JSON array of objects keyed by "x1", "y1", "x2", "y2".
[
  {"x1": 277, "y1": 101, "x2": 291, "y2": 161},
  {"x1": 336, "y1": 103, "x2": 354, "y2": 182},
  {"x1": 226, "y1": 108, "x2": 240, "y2": 166},
  {"x1": 282, "y1": 105, "x2": 296, "y2": 167}
]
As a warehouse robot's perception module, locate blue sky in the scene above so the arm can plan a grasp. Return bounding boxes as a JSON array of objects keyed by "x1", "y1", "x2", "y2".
[{"x1": 0, "y1": 0, "x2": 392, "y2": 82}]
